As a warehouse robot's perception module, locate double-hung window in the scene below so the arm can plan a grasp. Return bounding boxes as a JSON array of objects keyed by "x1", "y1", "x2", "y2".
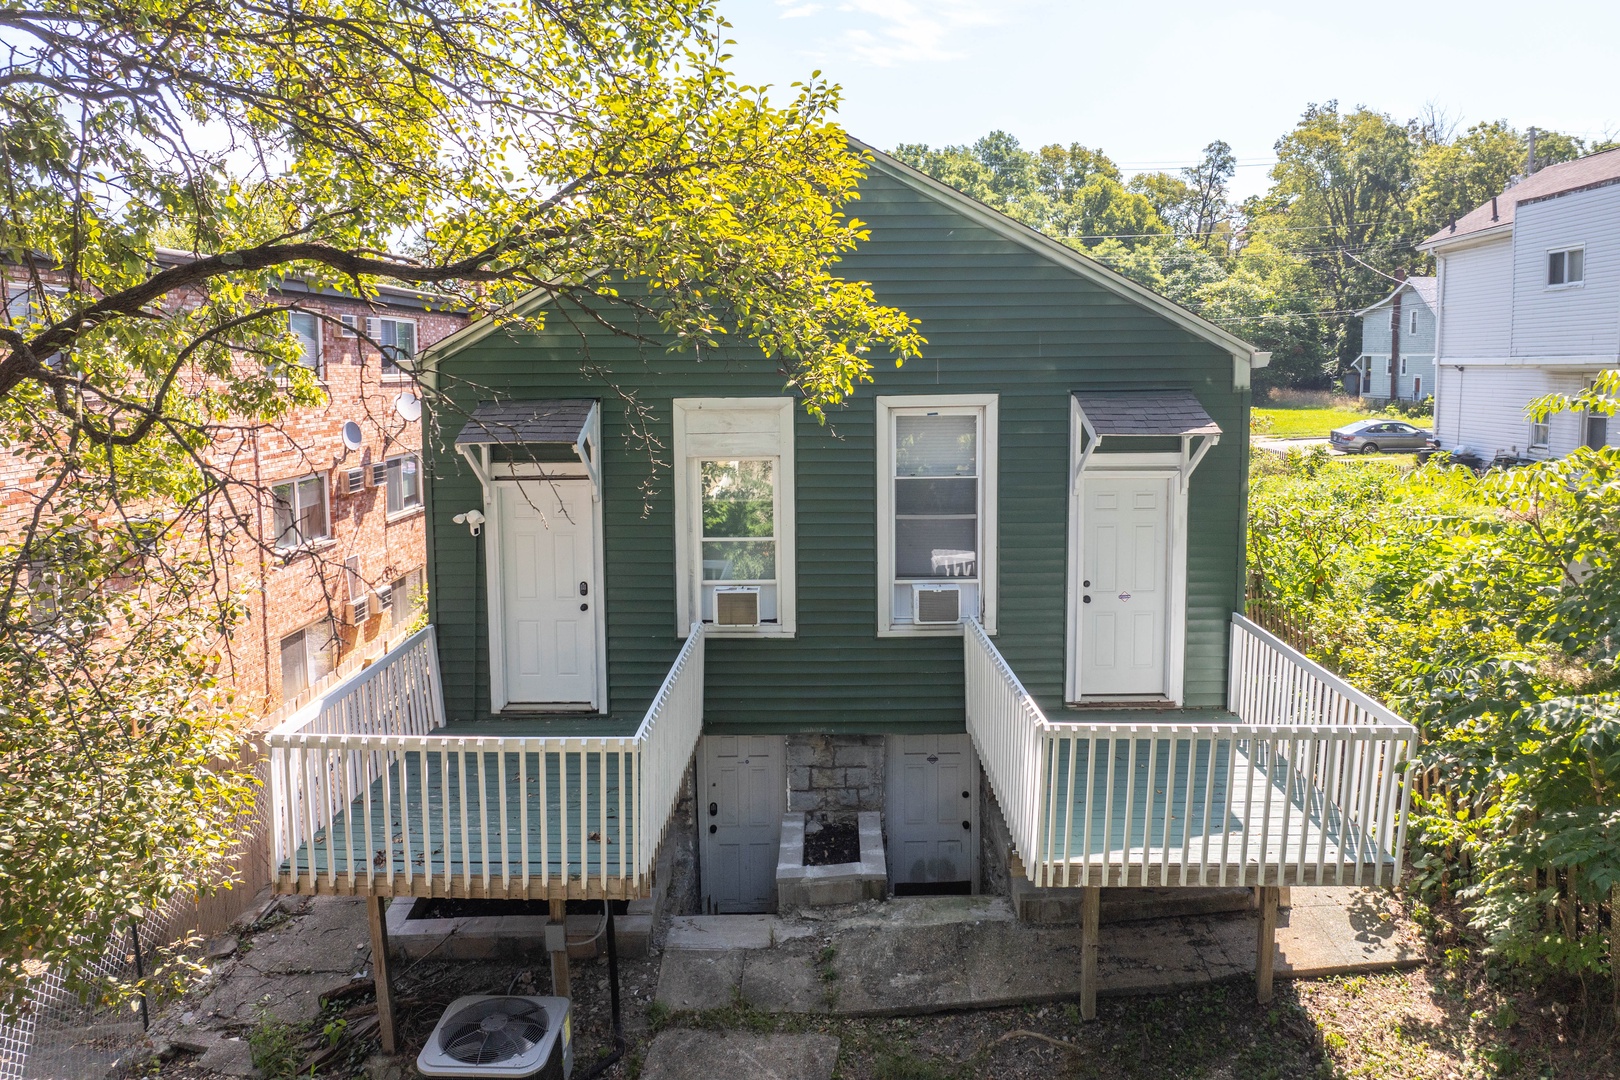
[
  {"x1": 384, "y1": 454, "x2": 422, "y2": 515},
  {"x1": 1529, "y1": 420, "x2": 1551, "y2": 449},
  {"x1": 271, "y1": 474, "x2": 329, "y2": 551},
  {"x1": 1548, "y1": 247, "x2": 1585, "y2": 287},
  {"x1": 288, "y1": 311, "x2": 322, "y2": 374},
  {"x1": 279, "y1": 620, "x2": 337, "y2": 701},
  {"x1": 369, "y1": 316, "x2": 417, "y2": 377},
  {"x1": 673, "y1": 398, "x2": 796, "y2": 636},
  {"x1": 877, "y1": 395, "x2": 998, "y2": 635}
]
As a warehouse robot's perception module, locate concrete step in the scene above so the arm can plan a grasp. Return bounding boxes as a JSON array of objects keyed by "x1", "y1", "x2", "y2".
[{"x1": 614, "y1": 914, "x2": 654, "y2": 959}]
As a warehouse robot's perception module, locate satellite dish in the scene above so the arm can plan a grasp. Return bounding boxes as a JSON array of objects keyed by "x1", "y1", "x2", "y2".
[
  {"x1": 394, "y1": 392, "x2": 423, "y2": 422},
  {"x1": 341, "y1": 420, "x2": 364, "y2": 452}
]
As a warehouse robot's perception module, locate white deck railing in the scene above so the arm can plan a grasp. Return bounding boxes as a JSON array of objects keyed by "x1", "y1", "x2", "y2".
[
  {"x1": 965, "y1": 617, "x2": 1418, "y2": 889},
  {"x1": 266, "y1": 624, "x2": 705, "y2": 899}
]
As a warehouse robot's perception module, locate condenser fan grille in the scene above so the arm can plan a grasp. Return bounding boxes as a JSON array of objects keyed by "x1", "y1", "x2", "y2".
[{"x1": 439, "y1": 1000, "x2": 549, "y2": 1064}]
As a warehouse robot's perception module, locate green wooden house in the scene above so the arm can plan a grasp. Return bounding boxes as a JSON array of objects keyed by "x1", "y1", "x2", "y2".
[{"x1": 266, "y1": 145, "x2": 1416, "y2": 1041}]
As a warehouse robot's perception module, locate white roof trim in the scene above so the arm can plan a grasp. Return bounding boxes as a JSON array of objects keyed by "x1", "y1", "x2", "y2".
[
  {"x1": 1417, "y1": 220, "x2": 1513, "y2": 254},
  {"x1": 1353, "y1": 280, "x2": 1433, "y2": 317}
]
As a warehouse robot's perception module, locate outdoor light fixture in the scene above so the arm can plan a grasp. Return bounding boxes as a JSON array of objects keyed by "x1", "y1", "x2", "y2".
[{"x1": 453, "y1": 509, "x2": 485, "y2": 537}]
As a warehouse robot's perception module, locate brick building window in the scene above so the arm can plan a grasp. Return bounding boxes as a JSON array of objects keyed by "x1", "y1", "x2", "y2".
[
  {"x1": 384, "y1": 455, "x2": 422, "y2": 515},
  {"x1": 288, "y1": 311, "x2": 322, "y2": 374},
  {"x1": 279, "y1": 620, "x2": 337, "y2": 701},
  {"x1": 387, "y1": 568, "x2": 424, "y2": 628},
  {"x1": 369, "y1": 316, "x2": 416, "y2": 378},
  {"x1": 271, "y1": 474, "x2": 329, "y2": 551}
]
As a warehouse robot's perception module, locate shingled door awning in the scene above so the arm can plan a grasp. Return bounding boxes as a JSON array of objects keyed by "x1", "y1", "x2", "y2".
[
  {"x1": 454, "y1": 398, "x2": 601, "y2": 498},
  {"x1": 1071, "y1": 390, "x2": 1222, "y2": 492}
]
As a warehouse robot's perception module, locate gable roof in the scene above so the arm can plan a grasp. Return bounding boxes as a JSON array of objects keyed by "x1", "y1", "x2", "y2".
[
  {"x1": 1421, "y1": 148, "x2": 1620, "y2": 249},
  {"x1": 455, "y1": 398, "x2": 596, "y2": 446},
  {"x1": 1354, "y1": 276, "x2": 1437, "y2": 317},
  {"x1": 421, "y1": 140, "x2": 1267, "y2": 370}
]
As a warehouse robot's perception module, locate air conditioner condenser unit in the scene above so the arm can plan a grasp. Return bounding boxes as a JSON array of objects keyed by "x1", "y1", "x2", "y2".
[
  {"x1": 913, "y1": 584, "x2": 962, "y2": 625},
  {"x1": 417, "y1": 995, "x2": 572, "y2": 1079}
]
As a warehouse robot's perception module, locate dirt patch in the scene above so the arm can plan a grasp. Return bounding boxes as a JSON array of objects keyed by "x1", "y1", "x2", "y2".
[{"x1": 804, "y1": 817, "x2": 860, "y2": 867}]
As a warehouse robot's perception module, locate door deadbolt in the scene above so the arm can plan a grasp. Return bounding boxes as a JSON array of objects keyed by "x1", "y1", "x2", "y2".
[
  {"x1": 709, "y1": 802, "x2": 718, "y2": 817},
  {"x1": 1083, "y1": 580, "x2": 1091, "y2": 587},
  {"x1": 962, "y1": 790, "x2": 970, "y2": 799},
  {"x1": 579, "y1": 581, "x2": 589, "y2": 595}
]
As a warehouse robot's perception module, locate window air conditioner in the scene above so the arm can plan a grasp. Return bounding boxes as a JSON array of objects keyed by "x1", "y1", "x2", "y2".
[
  {"x1": 338, "y1": 314, "x2": 359, "y2": 338},
  {"x1": 370, "y1": 462, "x2": 388, "y2": 487},
  {"x1": 714, "y1": 586, "x2": 760, "y2": 627},
  {"x1": 347, "y1": 595, "x2": 370, "y2": 625},
  {"x1": 346, "y1": 468, "x2": 366, "y2": 495},
  {"x1": 913, "y1": 584, "x2": 962, "y2": 625}
]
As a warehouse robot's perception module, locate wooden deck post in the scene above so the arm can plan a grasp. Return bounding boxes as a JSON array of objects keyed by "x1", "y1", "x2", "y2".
[
  {"x1": 1080, "y1": 886, "x2": 1101, "y2": 1021},
  {"x1": 1255, "y1": 885, "x2": 1279, "y2": 1004},
  {"x1": 367, "y1": 897, "x2": 397, "y2": 1055}
]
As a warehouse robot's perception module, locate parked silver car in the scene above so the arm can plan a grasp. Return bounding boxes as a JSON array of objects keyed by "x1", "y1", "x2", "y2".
[{"x1": 1329, "y1": 418, "x2": 1434, "y2": 453}]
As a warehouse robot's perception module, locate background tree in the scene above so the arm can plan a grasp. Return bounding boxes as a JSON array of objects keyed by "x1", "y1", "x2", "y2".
[{"x1": 0, "y1": 0, "x2": 922, "y2": 1009}]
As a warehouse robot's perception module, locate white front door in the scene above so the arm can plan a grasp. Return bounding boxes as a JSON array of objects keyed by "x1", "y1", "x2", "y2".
[
  {"x1": 499, "y1": 479, "x2": 598, "y2": 707},
  {"x1": 699, "y1": 736, "x2": 785, "y2": 914},
  {"x1": 886, "y1": 734, "x2": 976, "y2": 889},
  {"x1": 1080, "y1": 475, "x2": 1170, "y2": 697}
]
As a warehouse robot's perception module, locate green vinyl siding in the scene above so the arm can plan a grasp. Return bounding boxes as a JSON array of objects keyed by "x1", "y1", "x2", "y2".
[{"x1": 425, "y1": 165, "x2": 1250, "y2": 734}]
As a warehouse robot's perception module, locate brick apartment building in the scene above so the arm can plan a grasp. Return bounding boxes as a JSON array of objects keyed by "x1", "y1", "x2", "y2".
[{"x1": 2, "y1": 267, "x2": 466, "y2": 722}]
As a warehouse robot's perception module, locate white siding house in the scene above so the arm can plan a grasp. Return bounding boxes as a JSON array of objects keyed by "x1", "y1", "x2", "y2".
[
  {"x1": 1351, "y1": 277, "x2": 1437, "y2": 401},
  {"x1": 1421, "y1": 149, "x2": 1620, "y2": 460}
]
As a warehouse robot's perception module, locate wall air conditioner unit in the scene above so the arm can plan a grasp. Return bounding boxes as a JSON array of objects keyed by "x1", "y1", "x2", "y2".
[
  {"x1": 913, "y1": 584, "x2": 962, "y2": 625},
  {"x1": 714, "y1": 586, "x2": 760, "y2": 627},
  {"x1": 416, "y1": 995, "x2": 572, "y2": 1079},
  {"x1": 346, "y1": 468, "x2": 366, "y2": 495},
  {"x1": 338, "y1": 314, "x2": 359, "y2": 338},
  {"x1": 345, "y1": 594, "x2": 371, "y2": 625},
  {"x1": 370, "y1": 461, "x2": 388, "y2": 487}
]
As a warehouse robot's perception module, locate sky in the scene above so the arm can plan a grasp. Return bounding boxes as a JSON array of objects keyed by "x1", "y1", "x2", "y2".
[{"x1": 717, "y1": 0, "x2": 1620, "y2": 200}]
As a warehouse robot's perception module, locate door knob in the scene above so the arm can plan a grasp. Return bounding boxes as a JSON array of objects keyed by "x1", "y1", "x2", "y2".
[
  {"x1": 962, "y1": 820, "x2": 972, "y2": 830},
  {"x1": 962, "y1": 790, "x2": 970, "y2": 799},
  {"x1": 709, "y1": 824, "x2": 717, "y2": 834},
  {"x1": 579, "y1": 603, "x2": 588, "y2": 611},
  {"x1": 1083, "y1": 595, "x2": 1091, "y2": 604}
]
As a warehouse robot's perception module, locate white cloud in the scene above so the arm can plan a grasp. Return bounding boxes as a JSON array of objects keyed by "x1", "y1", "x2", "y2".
[{"x1": 832, "y1": 0, "x2": 1005, "y2": 67}]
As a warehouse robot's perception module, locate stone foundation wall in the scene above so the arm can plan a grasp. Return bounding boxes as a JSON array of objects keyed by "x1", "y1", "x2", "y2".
[
  {"x1": 786, "y1": 734, "x2": 886, "y2": 813},
  {"x1": 978, "y1": 772, "x2": 1012, "y2": 897}
]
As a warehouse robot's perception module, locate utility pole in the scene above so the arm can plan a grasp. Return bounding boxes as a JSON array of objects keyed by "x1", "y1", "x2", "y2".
[
  {"x1": 1528, "y1": 126, "x2": 1538, "y2": 176},
  {"x1": 1390, "y1": 269, "x2": 1406, "y2": 401}
]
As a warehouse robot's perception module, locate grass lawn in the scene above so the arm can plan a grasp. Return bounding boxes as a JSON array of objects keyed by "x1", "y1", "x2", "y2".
[{"x1": 1253, "y1": 404, "x2": 1373, "y2": 440}]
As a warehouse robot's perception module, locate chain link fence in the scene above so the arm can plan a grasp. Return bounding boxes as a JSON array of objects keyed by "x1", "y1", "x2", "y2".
[{"x1": 0, "y1": 766, "x2": 271, "y2": 1080}]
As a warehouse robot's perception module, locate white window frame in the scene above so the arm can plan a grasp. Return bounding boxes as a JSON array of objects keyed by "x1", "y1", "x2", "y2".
[
  {"x1": 279, "y1": 619, "x2": 337, "y2": 702},
  {"x1": 875, "y1": 394, "x2": 998, "y2": 637},
  {"x1": 673, "y1": 398, "x2": 796, "y2": 638},
  {"x1": 368, "y1": 315, "x2": 418, "y2": 379},
  {"x1": 383, "y1": 453, "x2": 423, "y2": 517},
  {"x1": 1409, "y1": 309, "x2": 1419, "y2": 335},
  {"x1": 288, "y1": 310, "x2": 323, "y2": 375},
  {"x1": 1547, "y1": 245, "x2": 1585, "y2": 289},
  {"x1": 1399, "y1": 357, "x2": 1408, "y2": 376},
  {"x1": 1529, "y1": 420, "x2": 1551, "y2": 449},
  {"x1": 270, "y1": 473, "x2": 331, "y2": 552}
]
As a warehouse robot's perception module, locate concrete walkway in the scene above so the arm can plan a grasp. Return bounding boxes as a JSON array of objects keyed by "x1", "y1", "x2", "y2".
[{"x1": 655, "y1": 888, "x2": 1420, "y2": 1016}]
